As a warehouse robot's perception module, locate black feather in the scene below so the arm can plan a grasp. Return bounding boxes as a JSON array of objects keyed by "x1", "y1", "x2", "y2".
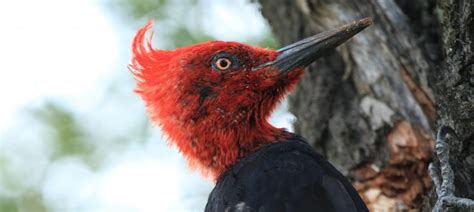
[{"x1": 205, "y1": 136, "x2": 368, "y2": 212}]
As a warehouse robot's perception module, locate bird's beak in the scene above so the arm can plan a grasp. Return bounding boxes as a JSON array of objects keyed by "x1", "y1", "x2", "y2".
[{"x1": 253, "y1": 17, "x2": 372, "y2": 74}]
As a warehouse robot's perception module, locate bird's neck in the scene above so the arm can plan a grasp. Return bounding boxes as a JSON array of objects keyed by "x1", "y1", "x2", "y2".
[{"x1": 165, "y1": 112, "x2": 291, "y2": 180}]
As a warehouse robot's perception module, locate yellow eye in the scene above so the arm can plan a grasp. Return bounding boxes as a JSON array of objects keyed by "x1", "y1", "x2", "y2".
[{"x1": 215, "y1": 58, "x2": 232, "y2": 70}]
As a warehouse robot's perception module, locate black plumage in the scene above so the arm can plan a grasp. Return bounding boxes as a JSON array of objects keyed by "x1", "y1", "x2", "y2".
[{"x1": 205, "y1": 135, "x2": 368, "y2": 212}]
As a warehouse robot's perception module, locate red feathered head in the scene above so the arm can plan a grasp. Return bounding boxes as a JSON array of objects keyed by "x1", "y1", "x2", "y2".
[{"x1": 130, "y1": 19, "x2": 371, "y2": 179}]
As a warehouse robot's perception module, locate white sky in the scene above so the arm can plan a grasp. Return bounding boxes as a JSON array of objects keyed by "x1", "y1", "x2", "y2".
[
  {"x1": 0, "y1": 0, "x2": 294, "y2": 211},
  {"x1": 0, "y1": 0, "x2": 119, "y2": 130}
]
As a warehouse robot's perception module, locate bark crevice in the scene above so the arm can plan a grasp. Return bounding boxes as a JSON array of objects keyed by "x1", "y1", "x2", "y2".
[{"x1": 258, "y1": 0, "x2": 472, "y2": 210}]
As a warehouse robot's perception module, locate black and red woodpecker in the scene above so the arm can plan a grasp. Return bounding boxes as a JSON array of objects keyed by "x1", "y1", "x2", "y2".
[{"x1": 130, "y1": 17, "x2": 372, "y2": 212}]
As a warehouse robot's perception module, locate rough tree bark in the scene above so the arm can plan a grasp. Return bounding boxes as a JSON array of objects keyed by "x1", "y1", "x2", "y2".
[{"x1": 258, "y1": 0, "x2": 473, "y2": 211}]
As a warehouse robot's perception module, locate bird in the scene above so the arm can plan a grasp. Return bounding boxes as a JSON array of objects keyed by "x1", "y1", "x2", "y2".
[{"x1": 130, "y1": 17, "x2": 372, "y2": 212}]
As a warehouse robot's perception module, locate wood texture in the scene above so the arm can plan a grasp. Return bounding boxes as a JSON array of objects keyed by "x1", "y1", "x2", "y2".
[{"x1": 258, "y1": 0, "x2": 472, "y2": 210}]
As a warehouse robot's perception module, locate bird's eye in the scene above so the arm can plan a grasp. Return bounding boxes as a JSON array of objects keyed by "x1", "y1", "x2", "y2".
[
  {"x1": 211, "y1": 52, "x2": 238, "y2": 72},
  {"x1": 215, "y1": 58, "x2": 232, "y2": 71}
]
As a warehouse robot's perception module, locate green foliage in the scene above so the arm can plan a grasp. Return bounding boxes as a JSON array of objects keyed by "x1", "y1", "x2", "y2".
[
  {"x1": 32, "y1": 102, "x2": 93, "y2": 160},
  {"x1": 30, "y1": 103, "x2": 100, "y2": 168},
  {"x1": 0, "y1": 155, "x2": 23, "y2": 195},
  {"x1": 32, "y1": 103, "x2": 90, "y2": 159},
  {"x1": 107, "y1": 0, "x2": 167, "y2": 20},
  {"x1": 106, "y1": 0, "x2": 197, "y2": 23},
  {"x1": 105, "y1": 0, "x2": 216, "y2": 48},
  {"x1": 15, "y1": 191, "x2": 48, "y2": 212},
  {"x1": 0, "y1": 194, "x2": 49, "y2": 212},
  {"x1": 0, "y1": 196, "x2": 18, "y2": 212},
  {"x1": 249, "y1": 32, "x2": 279, "y2": 49},
  {"x1": 170, "y1": 26, "x2": 215, "y2": 47},
  {"x1": 104, "y1": 0, "x2": 277, "y2": 48}
]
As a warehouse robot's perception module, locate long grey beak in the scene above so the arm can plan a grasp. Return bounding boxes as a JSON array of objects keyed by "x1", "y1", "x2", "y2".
[{"x1": 253, "y1": 17, "x2": 372, "y2": 74}]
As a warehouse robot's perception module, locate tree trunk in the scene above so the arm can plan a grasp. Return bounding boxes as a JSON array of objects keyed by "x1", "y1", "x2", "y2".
[{"x1": 258, "y1": 0, "x2": 473, "y2": 211}]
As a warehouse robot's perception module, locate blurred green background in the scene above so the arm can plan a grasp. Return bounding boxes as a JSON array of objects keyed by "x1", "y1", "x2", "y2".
[{"x1": 0, "y1": 0, "x2": 287, "y2": 211}]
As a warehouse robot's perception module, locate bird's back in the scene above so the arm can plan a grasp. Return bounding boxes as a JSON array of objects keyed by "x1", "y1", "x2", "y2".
[{"x1": 205, "y1": 137, "x2": 368, "y2": 212}]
